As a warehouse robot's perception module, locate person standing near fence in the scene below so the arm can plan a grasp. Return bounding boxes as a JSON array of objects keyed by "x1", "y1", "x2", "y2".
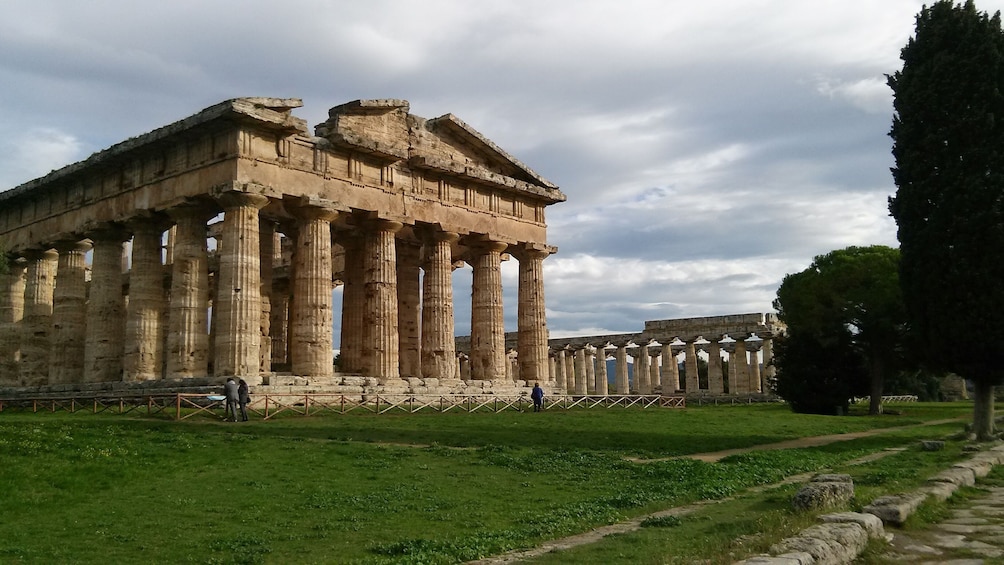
[
  {"x1": 224, "y1": 378, "x2": 240, "y2": 422},
  {"x1": 237, "y1": 379, "x2": 251, "y2": 422},
  {"x1": 531, "y1": 383, "x2": 544, "y2": 412}
]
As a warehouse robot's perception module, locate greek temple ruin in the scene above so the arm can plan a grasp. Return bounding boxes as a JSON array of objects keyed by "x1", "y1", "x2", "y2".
[
  {"x1": 459, "y1": 312, "x2": 784, "y2": 397},
  {"x1": 0, "y1": 97, "x2": 566, "y2": 397}
]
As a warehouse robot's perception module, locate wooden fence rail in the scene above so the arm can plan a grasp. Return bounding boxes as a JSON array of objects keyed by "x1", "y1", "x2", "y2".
[{"x1": 0, "y1": 393, "x2": 686, "y2": 420}]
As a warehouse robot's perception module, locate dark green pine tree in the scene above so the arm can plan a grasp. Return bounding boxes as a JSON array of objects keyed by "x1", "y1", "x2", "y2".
[{"x1": 889, "y1": 0, "x2": 1004, "y2": 439}]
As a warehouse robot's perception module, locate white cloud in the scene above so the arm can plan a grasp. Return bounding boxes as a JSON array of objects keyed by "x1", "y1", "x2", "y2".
[{"x1": 0, "y1": 128, "x2": 83, "y2": 188}]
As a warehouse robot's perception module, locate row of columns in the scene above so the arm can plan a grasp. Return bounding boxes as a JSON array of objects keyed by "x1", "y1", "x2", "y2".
[
  {"x1": 545, "y1": 338, "x2": 774, "y2": 395},
  {"x1": 0, "y1": 193, "x2": 552, "y2": 387}
]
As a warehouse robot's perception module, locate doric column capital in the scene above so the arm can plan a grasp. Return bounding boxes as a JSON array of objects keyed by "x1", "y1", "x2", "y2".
[
  {"x1": 461, "y1": 233, "x2": 507, "y2": 254},
  {"x1": 216, "y1": 191, "x2": 269, "y2": 212},
  {"x1": 361, "y1": 218, "x2": 404, "y2": 234},
  {"x1": 510, "y1": 242, "x2": 554, "y2": 262},
  {"x1": 291, "y1": 203, "x2": 339, "y2": 223},
  {"x1": 125, "y1": 212, "x2": 172, "y2": 235},
  {"x1": 52, "y1": 239, "x2": 91, "y2": 254},
  {"x1": 167, "y1": 201, "x2": 218, "y2": 223}
]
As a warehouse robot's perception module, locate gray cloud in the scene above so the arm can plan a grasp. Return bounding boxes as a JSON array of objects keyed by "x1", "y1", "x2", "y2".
[{"x1": 1, "y1": 0, "x2": 991, "y2": 343}]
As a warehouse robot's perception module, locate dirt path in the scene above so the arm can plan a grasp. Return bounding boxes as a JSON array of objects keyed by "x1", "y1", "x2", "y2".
[{"x1": 468, "y1": 417, "x2": 963, "y2": 564}]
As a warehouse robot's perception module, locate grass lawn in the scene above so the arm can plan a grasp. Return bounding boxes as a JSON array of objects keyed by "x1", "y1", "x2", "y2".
[{"x1": 0, "y1": 401, "x2": 975, "y2": 564}]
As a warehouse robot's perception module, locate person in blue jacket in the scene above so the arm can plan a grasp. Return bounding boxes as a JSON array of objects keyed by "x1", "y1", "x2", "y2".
[{"x1": 531, "y1": 383, "x2": 544, "y2": 412}]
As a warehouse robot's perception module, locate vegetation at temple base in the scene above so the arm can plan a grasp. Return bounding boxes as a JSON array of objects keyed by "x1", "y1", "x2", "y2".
[
  {"x1": 772, "y1": 245, "x2": 909, "y2": 415},
  {"x1": 888, "y1": 0, "x2": 1004, "y2": 440},
  {"x1": 0, "y1": 403, "x2": 973, "y2": 564}
]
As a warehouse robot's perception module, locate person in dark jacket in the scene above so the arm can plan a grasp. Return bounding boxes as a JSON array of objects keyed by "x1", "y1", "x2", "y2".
[
  {"x1": 531, "y1": 383, "x2": 544, "y2": 412},
  {"x1": 237, "y1": 379, "x2": 251, "y2": 422},
  {"x1": 224, "y1": 378, "x2": 240, "y2": 422}
]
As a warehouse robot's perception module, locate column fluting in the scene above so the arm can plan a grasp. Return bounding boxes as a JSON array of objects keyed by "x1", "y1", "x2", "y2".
[
  {"x1": 215, "y1": 192, "x2": 268, "y2": 378},
  {"x1": 291, "y1": 206, "x2": 337, "y2": 377},
  {"x1": 420, "y1": 230, "x2": 458, "y2": 380},
  {"x1": 50, "y1": 241, "x2": 90, "y2": 384}
]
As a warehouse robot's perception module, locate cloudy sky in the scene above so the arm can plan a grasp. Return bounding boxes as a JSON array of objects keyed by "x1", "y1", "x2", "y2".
[{"x1": 3, "y1": 0, "x2": 998, "y2": 341}]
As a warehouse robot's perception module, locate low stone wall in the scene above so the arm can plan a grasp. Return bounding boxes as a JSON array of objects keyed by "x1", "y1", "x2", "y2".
[{"x1": 737, "y1": 444, "x2": 1004, "y2": 564}]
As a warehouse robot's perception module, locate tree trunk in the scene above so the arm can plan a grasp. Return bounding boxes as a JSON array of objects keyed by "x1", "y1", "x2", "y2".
[
  {"x1": 868, "y1": 357, "x2": 884, "y2": 416},
  {"x1": 972, "y1": 380, "x2": 996, "y2": 441}
]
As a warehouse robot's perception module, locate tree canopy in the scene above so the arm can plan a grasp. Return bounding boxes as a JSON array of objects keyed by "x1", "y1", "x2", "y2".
[
  {"x1": 772, "y1": 246, "x2": 906, "y2": 415},
  {"x1": 888, "y1": 0, "x2": 1004, "y2": 438}
]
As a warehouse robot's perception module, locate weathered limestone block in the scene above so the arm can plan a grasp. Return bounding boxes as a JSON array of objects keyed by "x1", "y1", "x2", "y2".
[
  {"x1": 818, "y1": 512, "x2": 884, "y2": 538},
  {"x1": 769, "y1": 523, "x2": 870, "y2": 565},
  {"x1": 862, "y1": 492, "x2": 927, "y2": 526},
  {"x1": 954, "y1": 458, "x2": 994, "y2": 479},
  {"x1": 792, "y1": 474, "x2": 854, "y2": 512},
  {"x1": 738, "y1": 553, "x2": 814, "y2": 565},
  {"x1": 922, "y1": 481, "x2": 957, "y2": 502},
  {"x1": 920, "y1": 440, "x2": 945, "y2": 451},
  {"x1": 929, "y1": 466, "x2": 977, "y2": 487}
]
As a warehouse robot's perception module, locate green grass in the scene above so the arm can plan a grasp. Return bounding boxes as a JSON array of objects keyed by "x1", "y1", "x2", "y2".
[{"x1": 0, "y1": 401, "x2": 975, "y2": 564}]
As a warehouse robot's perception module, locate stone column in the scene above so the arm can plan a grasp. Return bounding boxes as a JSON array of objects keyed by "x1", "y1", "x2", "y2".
[
  {"x1": 123, "y1": 219, "x2": 168, "y2": 381},
  {"x1": 362, "y1": 219, "x2": 403, "y2": 384},
  {"x1": 84, "y1": 228, "x2": 129, "y2": 383},
  {"x1": 554, "y1": 348, "x2": 566, "y2": 391},
  {"x1": 214, "y1": 193, "x2": 268, "y2": 379},
  {"x1": 514, "y1": 245, "x2": 550, "y2": 385},
  {"x1": 614, "y1": 344, "x2": 629, "y2": 394},
  {"x1": 585, "y1": 347, "x2": 596, "y2": 394},
  {"x1": 684, "y1": 340, "x2": 699, "y2": 394},
  {"x1": 734, "y1": 339, "x2": 749, "y2": 394},
  {"x1": 167, "y1": 205, "x2": 213, "y2": 380},
  {"x1": 421, "y1": 230, "x2": 458, "y2": 380},
  {"x1": 707, "y1": 340, "x2": 724, "y2": 395},
  {"x1": 594, "y1": 347, "x2": 608, "y2": 395},
  {"x1": 291, "y1": 206, "x2": 338, "y2": 378},
  {"x1": 20, "y1": 249, "x2": 57, "y2": 386},
  {"x1": 725, "y1": 343, "x2": 738, "y2": 394},
  {"x1": 48, "y1": 241, "x2": 90, "y2": 384},
  {"x1": 270, "y1": 279, "x2": 289, "y2": 366},
  {"x1": 762, "y1": 337, "x2": 775, "y2": 384},
  {"x1": 662, "y1": 343, "x2": 680, "y2": 392},
  {"x1": 548, "y1": 352, "x2": 556, "y2": 384},
  {"x1": 636, "y1": 344, "x2": 651, "y2": 394},
  {"x1": 649, "y1": 349, "x2": 661, "y2": 392},
  {"x1": 397, "y1": 239, "x2": 422, "y2": 379},
  {"x1": 338, "y1": 234, "x2": 364, "y2": 373},
  {"x1": 0, "y1": 256, "x2": 26, "y2": 385},
  {"x1": 259, "y1": 219, "x2": 275, "y2": 374},
  {"x1": 468, "y1": 238, "x2": 508, "y2": 381},
  {"x1": 459, "y1": 354, "x2": 471, "y2": 380},
  {"x1": 573, "y1": 347, "x2": 587, "y2": 394},
  {"x1": 563, "y1": 348, "x2": 575, "y2": 393},
  {"x1": 748, "y1": 340, "x2": 762, "y2": 393}
]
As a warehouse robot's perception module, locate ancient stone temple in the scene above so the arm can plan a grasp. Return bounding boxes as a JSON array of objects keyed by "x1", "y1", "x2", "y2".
[
  {"x1": 525, "y1": 313, "x2": 785, "y2": 398},
  {"x1": 0, "y1": 98, "x2": 565, "y2": 394}
]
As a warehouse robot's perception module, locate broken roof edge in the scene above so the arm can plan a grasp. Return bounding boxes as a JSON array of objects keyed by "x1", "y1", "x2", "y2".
[
  {"x1": 427, "y1": 113, "x2": 559, "y2": 191},
  {"x1": 0, "y1": 97, "x2": 305, "y2": 202}
]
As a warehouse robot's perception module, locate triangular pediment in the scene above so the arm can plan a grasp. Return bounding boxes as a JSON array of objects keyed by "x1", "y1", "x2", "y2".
[
  {"x1": 420, "y1": 114, "x2": 557, "y2": 190},
  {"x1": 316, "y1": 99, "x2": 563, "y2": 202}
]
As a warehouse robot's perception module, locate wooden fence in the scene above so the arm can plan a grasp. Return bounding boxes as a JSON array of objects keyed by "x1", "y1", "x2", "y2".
[{"x1": 0, "y1": 393, "x2": 686, "y2": 420}]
